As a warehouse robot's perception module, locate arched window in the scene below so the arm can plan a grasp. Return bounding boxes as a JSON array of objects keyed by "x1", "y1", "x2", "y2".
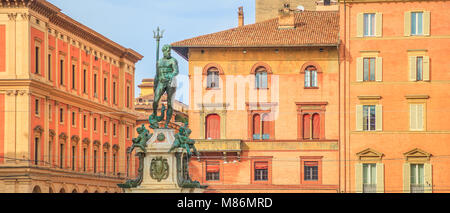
[
  {"x1": 207, "y1": 67, "x2": 220, "y2": 88},
  {"x1": 312, "y1": 113, "x2": 321, "y2": 139},
  {"x1": 255, "y1": 67, "x2": 268, "y2": 89},
  {"x1": 205, "y1": 114, "x2": 220, "y2": 139},
  {"x1": 59, "y1": 188, "x2": 66, "y2": 193},
  {"x1": 32, "y1": 186, "x2": 41, "y2": 193},
  {"x1": 303, "y1": 114, "x2": 311, "y2": 139},
  {"x1": 304, "y1": 66, "x2": 318, "y2": 88}
]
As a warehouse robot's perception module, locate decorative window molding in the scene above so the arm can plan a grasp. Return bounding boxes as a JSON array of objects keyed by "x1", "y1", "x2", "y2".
[
  {"x1": 403, "y1": 148, "x2": 432, "y2": 193},
  {"x1": 202, "y1": 63, "x2": 224, "y2": 75},
  {"x1": 300, "y1": 156, "x2": 323, "y2": 185},
  {"x1": 250, "y1": 62, "x2": 272, "y2": 74},
  {"x1": 296, "y1": 102, "x2": 327, "y2": 140},
  {"x1": 356, "y1": 148, "x2": 384, "y2": 162},
  {"x1": 250, "y1": 157, "x2": 272, "y2": 185}
]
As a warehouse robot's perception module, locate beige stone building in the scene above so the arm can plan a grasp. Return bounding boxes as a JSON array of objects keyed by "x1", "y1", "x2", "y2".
[{"x1": 256, "y1": 0, "x2": 338, "y2": 22}]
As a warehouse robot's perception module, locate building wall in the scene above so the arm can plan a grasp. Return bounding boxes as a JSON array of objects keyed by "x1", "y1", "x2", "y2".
[
  {"x1": 339, "y1": 0, "x2": 450, "y2": 193},
  {"x1": 187, "y1": 46, "x2": 340, "y2": 192},
  {"x1": 0, "y1": 2, "x2": 141, "y2": 193}
]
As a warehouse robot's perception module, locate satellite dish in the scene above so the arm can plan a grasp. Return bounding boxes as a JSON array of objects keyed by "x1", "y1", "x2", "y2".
[{"x1": 297, "y1": 5, "x2": 305, "y2": 11}]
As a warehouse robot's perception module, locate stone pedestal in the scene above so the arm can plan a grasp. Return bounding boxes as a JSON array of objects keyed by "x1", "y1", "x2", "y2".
[{"x1": 123, "y1": 129, "x2": 205, "y2": 193}]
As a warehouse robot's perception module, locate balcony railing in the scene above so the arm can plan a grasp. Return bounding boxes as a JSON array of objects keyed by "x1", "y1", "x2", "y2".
[
  {"x1": 363, "y1": 184, "x2": 377, "y2": 193},
  {"x1": 411, "y1": 184, "x2": 425, "y2": 193}
]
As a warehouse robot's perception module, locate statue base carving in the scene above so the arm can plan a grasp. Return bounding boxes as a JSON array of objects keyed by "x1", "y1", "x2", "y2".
[{"x1": 121, "y1": 129, "x2": 206, "y2": 193}]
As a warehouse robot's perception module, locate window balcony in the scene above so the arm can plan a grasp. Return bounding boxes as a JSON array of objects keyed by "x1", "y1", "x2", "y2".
[{"x1": 194, "y1": 139, "x2": 242, "y2": 162}]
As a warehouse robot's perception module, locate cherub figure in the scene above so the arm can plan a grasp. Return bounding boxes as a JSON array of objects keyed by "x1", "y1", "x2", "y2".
[{"x1": 129, "y1": 124, "x2": 152, "y2": 153}]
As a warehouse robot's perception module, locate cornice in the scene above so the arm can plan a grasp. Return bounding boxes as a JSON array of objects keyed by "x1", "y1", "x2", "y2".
[{"x1": 3, "y1": 0, "x2": 143, "y2": 63}]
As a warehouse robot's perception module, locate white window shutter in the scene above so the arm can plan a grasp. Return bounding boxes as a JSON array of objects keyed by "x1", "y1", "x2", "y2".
[
  {"x1": 423, "y1": 56, "x2": 430, "y2": 81},
  {"x1": 423, "y1": 11, "x2": 431, "y2": 36},
  {"x1": 356, "y1": 57, "x2": 364, "y2": 82},
  {"x1": 410, "y1": 104, "x2": 417, "y2": 130},
  {"x1": 403, "y1": 163, "x2": 411, "y2": 193},
  {"x1": 357, "y1": 13, "x2": 364, "y2": 37},
  {"x1": 376, "y1": 13, "x2": 383, "y2": 37},
  {"x1": 376, "y1": 105, "x2": 383, "y2": 131},
  {"x1": 404, "y1": 11, "x2": 411, "y2": 36},
  {"x1": 376, "y1": 163, "x2": 385, "y2": 193},
  {"x1": 355, "y1": 163, "x2": 363, "y2": 193},
  {"x1": 424, "y1": 163, "x2": 433, "y2": 193},
  {"x1": 356, "y1": 105, "x2": 363, "y2": 131},
  {"x1": 417, "y1": 104, "x2": 424, "y2": 130},
  {"x1": 376, "y1": 57, "x2": 383, "y2": 82},
  {"x1": 409, "y1": 56, "x2": 417, "y2": 81}
]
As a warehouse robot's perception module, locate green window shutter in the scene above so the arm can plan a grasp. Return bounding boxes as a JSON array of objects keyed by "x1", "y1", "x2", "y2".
[
  {"x1": 375, "y1": 13, "x2": 383, "y2": 37},
  {"x1": 409, "y1": 56, "x2": 417, "y2": 81},
  {"x1": 424, "y1": 163, "x2": 433, "y2": 193},
  {"x1": 376, "y1": 57, "x2": 383, "y2": 82},
  {"x1": 423, "y1": 56, "x2": 430, "y2": 81},
  {"x1": 357, "y1": 13, "x2": 364, "y2": 37},
  {"x1": 355, "y1": 163, "x2": 363, "y2": 193},
  {"x1": 403, "y1": 163, "x2": 411, "y2": 193},
  {"x1": 404, "y1": 11, "x2": 411, "y2": 36},
  {"x1": 376, "y1": 163, "x2": 385, "y2": 193},
  {"x1": 376, "y1": 105, "x2": 383, "y2": 131},
  {"x1": 356, "y1": 105, "x2": 363, "y2": 131},
  {"x1": 356, "y1": 57, "x2": 363, "y2": 82},
  {"x1": 423, "y1": 11, "x2": 430, "y2": 36}
]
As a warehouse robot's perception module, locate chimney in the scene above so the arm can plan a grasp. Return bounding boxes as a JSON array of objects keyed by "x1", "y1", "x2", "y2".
[
  {"x1": 278, "y1": 3, "x2": 296, "y2": 29},
  {"x1": 238, "y1": 6, "x2": 244, "y2": 27}
]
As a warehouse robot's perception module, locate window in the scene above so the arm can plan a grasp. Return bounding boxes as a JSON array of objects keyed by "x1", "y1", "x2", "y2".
[
  {"x1": 49, "y1": 104, "x2": 52, "y2": 121},
  {"x1": 35, "y1": 99, "x2": 39, "y2": 116},
  {"x1": 59, "y1": 59, "x2": 64, "y2": 85},
  {"x1": 363, "y1": 105, "x2": 376, "y2": 131},
  {"x1": 93, "y1": 74, "x2": 97, "y2": 97},
  {"x1": 103, "y1": 77, "x2": 107, "y2": 101},
  {"x1": 71, "y1": 146, "x2": 76, "y2": 171},
  {"x1": 104, "y1": 121, "x2": 108, "y2": 134},
  {"x1": 410, "y1": 104, "x2": 424, "y2": 131},
  {"x1": 416, "y1": 56, "x2": 423, "y2": 81},
  {"x1": 303, "y1": 113, "x2": 320, "y2": 140},
  {"x1": 35, "y1": 46, "x2": 40, "y2": 74},
  {"x1": 113, "y1": 82, "x2": 116, "y2": 104},
  {"x1": 113, "y1": 123, "x2": 116, "y2": 136},
  {"x1": 363, "y1": 164, "x2": 377, "y2": 193},
  {"x1": 304, "y1": 161, "x2": 319, "y2": 181},
  {"x1": 59, "y1": 108, "x2": 64, "y2": 123},
  {"x1": 206, "y1": 161, "x2": 220, "y2": 181},
  {"x1": 363, "y1": 58, "x2": 376, "y2": 81},
  {"x1": 72, "y1": 64, "x2": 76, "y2": 89},
  {"x1": 83, "y1": 115, "x2": 87, "y2": 129},
  {"x1": 113, "y1": 153, "x2": 116, "y2": 175},
  {"x1": 34, "y1": 137, "x2": 39, "y2": 165},
  {"x1": 255, "y1": 68, "x2": 268, "y2": 89},
  {"x1": 59, "y1": 143, "x2": 64, "y2": 169},
  {"x1": 94, "y1": 150, "x2": 97, "y2": 173},
  {"x1": 83, "y1": 69, "x2": 87, "y2": 93},
  {"x1": 411, "y1": 12, "x2": 423, "y2": 36},
  {"x1": 410, "y1": 164, "x2": 424, "y2": 193},
  {"x1": 252, "y1": 113, "x2": 271, "y2": 140},
  {"x1": 126, "y1": 86, "x2": 130, "y2": 108},
  {"x1": 72, "y1": 111, "x2": 76, "y2": 126},
  {"x1": 48, "y1": 140, "x2": 52, "y2": 166},
  {"x1": 94, "y1": 118, "x2": 97, "y2": 131},
  {"x1": 254, "y1": 161, "x2": 268, "y2": 181},
  {"x1": 48, "y1": 54, "x2": 51, "y2": 81},
  {"x1": 103, "y1": 151, "x2": 107, "y2": 174},
  {"x1": 126, "y1": 126, "x2": 130, "y2": 139},
  {"x1": 207, "y1": 68, "x2": 220, "y2": 88},
  {"x1": 364, "y1": 13, "x2": 376, "y2": 37},
  {"x1": 83, "y1": 148, "x2": 87, "y2": 172},
  {"x1": 304, "y1": 66, "x2": 318, "y2": 88},
  {"x1": 205, "y1": 114, "x2": 220, "y2": 139}
]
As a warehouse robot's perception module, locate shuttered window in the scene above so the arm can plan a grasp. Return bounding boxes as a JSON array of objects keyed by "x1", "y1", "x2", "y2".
[
  {"x1": 357, "y1": 13, "x2": 382, "y2": 37},
  {"x1": 255, "y1": 67, "x2": 268, "y2": 89},
  {"x1": 205, "y1": 114, "x2": 220, "y2": 139},
  {"x1": 409, "y1": 56, "x2": 430, "y2": 81},
  {"x1": 410, "y1": 104, "x2": 424, "y2": 131},
  {"x1": 206, "y1": 161, "x2": 220, "y2": 181},
  {"x1": 254, "y1": 161, "x2": 268, "y2": 181},
  {"x1": 405, "y1": 11, "x2": 430, "y2": 36},
  {"x1": 304, "y1": 161, "x2": 319, "y2": 181},
  {"x1": 357, "y1": 57, "x2": 382, "y2": 82},
  {"x1": 207, "y1": 68, "x2": 220, "y2": 88}
]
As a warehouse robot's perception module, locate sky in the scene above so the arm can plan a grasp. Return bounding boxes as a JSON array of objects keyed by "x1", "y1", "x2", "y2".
[{"x1": 47, "y1": 0, "x2": 256, "y2": 104}]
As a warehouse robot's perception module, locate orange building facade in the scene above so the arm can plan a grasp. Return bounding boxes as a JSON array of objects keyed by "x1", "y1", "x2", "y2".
[
  {"x1": 173, "y1": 7, "x2": 342, "y2": 193},
  {"x1": 339, "y1": 0, "x2": 450, "y2": 193},
  {"x1": 0, "y1": 0, "x2": 142, "y2": 193}
]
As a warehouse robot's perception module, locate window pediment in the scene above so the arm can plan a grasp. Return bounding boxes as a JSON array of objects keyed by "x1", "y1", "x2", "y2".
[
  {"x1": 356, "y1": 148, "x2": 383, "y2": 161},
  {"x1": 404, "y1": 148, "x2": 431, "y2": 162}
]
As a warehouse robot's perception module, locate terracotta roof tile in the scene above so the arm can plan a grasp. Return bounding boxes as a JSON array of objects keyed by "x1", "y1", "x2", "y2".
[{"x1": 172, "y1": 11, "x2": 339, "y2": 48}]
